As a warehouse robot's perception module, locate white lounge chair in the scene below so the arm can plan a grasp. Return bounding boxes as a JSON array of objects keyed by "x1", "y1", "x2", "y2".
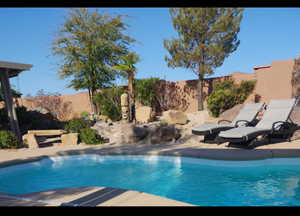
[
  {"x1": 217, "y1": 98, "x2": 299, "y2": 148},
  {"x1": 192, "y1": 103, "x2": 265, "y2": 143}
]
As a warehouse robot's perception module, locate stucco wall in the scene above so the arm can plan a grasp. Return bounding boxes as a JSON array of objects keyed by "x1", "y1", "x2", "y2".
[
  {"x1": 254, "y1": 59, "x2": 294, "y2": 103},
  {"x1": 12, "y1": 57, "x2": 295, "y2": 119},
  {"x1": 18, "y1": 92, "x2": 92, "y2": 120}
]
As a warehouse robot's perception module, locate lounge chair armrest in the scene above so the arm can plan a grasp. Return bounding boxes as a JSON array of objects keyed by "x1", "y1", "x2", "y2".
[
  {"x1": 218, "y1": 119, "x2": 232, "y2": 124},
  {"x1": 234, "y1": 120, "x2": 251, "y2": 127},
  {"x1": 271, "y1": 121, "x2": 290, "y2": 132}
]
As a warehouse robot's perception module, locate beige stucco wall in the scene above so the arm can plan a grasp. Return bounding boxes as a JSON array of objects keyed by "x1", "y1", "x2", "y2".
[
  {"x1": 231, "y1": 72, "x2": 256, "y2": 84},
  {"x1": 254, "y1": 59, "x2": 294, "y2": 103},
  {"x1": 18, "y1": 92, "x2": 92, "y2": 120},
  {"x1": 164, "y1": 76, "x2": 232, "y2": 113},
  {"x1": 9, "y1": 57, "x2": 295, "y2": 119}
]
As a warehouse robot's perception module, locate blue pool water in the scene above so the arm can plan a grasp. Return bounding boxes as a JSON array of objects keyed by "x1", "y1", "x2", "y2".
[{"x1": 1, "y1": 154, "x2": 300, "y2": 206}]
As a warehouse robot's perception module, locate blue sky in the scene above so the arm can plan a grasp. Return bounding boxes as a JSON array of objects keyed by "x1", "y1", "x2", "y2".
[{"x1": 0, "y1": 8, "x2": 300, "y2": 96}]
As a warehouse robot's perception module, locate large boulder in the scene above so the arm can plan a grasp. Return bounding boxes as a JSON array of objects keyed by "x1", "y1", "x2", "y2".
[
  {"x1": 92, "y1": 120, "x2": 182, "y2": 145},
  {"x1": 135, "y1": 106, "x2": 153, "y2": 123},
  {"x1": 218, "y1": 104, "x2": 244, "y2": 122},
  {"x1": 146, "y1": 124, "x2": 181, "y2": 144},
  {"x1": 92, "y1": 121, "x2": 149, "y2": 145},
  {"x1": 61, "y1": 133, "x2": 78, "y2": 146},
  {"x1": 161, "y1": 110, "x2": 188, "y2": 125},
  {"x1": 22, "y1": 134, "x2": 39, "y2": 148},
  {"x1": 289, "y1": 106, "x2": 300, "y2": 141},
  {"x1": 186, "y1": 110, "x2": 217, "y2": 126}
]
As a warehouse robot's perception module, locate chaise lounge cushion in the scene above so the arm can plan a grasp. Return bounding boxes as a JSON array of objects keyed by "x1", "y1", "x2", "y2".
[
  {"x1": 218, "y1": 127, "x2": 270, "y2": 139},
  {"x1": 218, "y1": 98, "x2": 298, "y2": 141},
  {"x1": 192, "y1": 102, "x2": 264, "y2": 136},
  {"x1": 192, "y1": 123, "x2": 234, "y2": 135}
]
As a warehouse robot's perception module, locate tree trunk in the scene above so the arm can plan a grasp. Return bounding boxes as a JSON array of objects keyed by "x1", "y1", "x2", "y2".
[
  {"x1": 197, "y1": 73, "x2": 204, "y2": 111},
  {"x1": 89, "y1": 88, "x2": 98, "y2": 115},
  {"x1": 128, "y1": 72, "x2": 135, "y2": 122}
]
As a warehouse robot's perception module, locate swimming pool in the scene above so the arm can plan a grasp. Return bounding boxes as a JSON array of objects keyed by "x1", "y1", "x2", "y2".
[{"x1": 1, "y1": 154, "x2": 300, "y2": 206}]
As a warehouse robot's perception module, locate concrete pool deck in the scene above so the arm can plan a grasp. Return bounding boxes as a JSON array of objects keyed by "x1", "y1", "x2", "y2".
[
  {"x1": 1, "y1": 139, "x2": 300, "y2": 206},
  {"x1": 0, "y1": 187, "x2": 192, "y2": 206}
]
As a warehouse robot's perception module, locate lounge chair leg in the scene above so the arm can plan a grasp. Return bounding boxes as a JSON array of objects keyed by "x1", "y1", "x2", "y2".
[
  {"x1": 246, "y1": 138, "x2": 257, "y2": 149},
  {"x1": 203, "y1": 133, "x2": 219, "y2": 143}
]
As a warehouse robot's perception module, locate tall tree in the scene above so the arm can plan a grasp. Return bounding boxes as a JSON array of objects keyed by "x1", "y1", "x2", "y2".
[
  {"x1": 52, "y1": 8, "x2": 135, "y2": 113},
  {"x1": 112, "y1": 52, "x2": 140, "y2": 122},
  {"x1": 164, "y1": 8, "x2": 244, "y2": 110}
]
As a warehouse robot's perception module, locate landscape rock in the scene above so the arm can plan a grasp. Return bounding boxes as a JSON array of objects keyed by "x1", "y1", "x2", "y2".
[
  {"x1": 219, "y1": 104, "x2": 244, "y2": 122},
  {"x1": 22, "y1": 134, "x2": 39, "y2": 149},
  {"x1": 61, "y1": 133, "x2": 78, "y2": 146},
  {"x1": 135, "y1": 106, "x2": 153, "y2": 123},
  {"x1": 92, "y1": 120, "x2": 182, "y2": 145},
  {"x1": 147, "y1": 124, "x2": 181, "y2": 144},
  {"x1": 161, "y1": 110, "x2": 188, "y2": 125},
  {"x1": 290, "y1": 106, "x2": 300, "y2": 125},
  {"x1": 92, "y1": 121, "x2": 149, "y2": 145},
  {"x1": 290, "y1": 129, "x2": 300, "y2": 141}
]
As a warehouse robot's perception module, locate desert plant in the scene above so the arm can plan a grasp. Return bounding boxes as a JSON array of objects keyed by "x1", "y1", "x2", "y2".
[
  {"x1": 207, "y1": 79, "x2": 256, "y2": 117},
  {"x1": 93, "y1": 86, "x2": 125, "y2": 121},
  {"x1": 112, "y1": 52, "x2": 140, "y2": 122},
  {"x1": 79, "y1": 127, "x2": 105, "y2": 144},
  {"x1": 235, "y1": 80, "x2": 256, "y2": 103},
  {"x1": 164, "y1": 8, "x2": 244, "y2": 111},
  {"x1": 0, "y1": 130, "x2": 22, "y2": 149},
  {"x1": 134, "y1": 78, "x2": 160, "y2": 107},
  {"x1": 80, "y1": 111, "x2": 90, "y2": 120},
  {"x1": 64, "y1": 118, "x2": 91, "y2": 133},
  {"x1": 52, "y1": 8, "x2": 136, "y2": 113}
]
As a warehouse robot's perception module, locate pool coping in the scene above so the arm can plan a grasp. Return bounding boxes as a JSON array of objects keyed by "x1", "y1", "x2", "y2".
[
  {"x1": 1, "y1": 141, "x2": 300, "y2": 168},
  {"x1": 0, "y1": 186, "x2": 193, "y2": 206}
]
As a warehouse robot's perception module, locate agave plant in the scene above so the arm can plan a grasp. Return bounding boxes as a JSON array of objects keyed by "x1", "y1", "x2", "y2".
[{"x1": 112, "y1": 52, "x2": 140, "y2": 122}]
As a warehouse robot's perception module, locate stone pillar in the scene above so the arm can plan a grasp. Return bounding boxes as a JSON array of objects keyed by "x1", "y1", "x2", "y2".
[
  {"x1": 0, "y1": 69, "x2": 21, "y2": 142},
  {"x1": 121, "y1": 93, "x2": 129, "y2": 120}
]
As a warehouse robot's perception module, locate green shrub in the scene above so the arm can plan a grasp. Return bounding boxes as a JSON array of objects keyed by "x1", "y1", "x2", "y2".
[
  {"x1": 93, "y1": 87, "x2": 125, "y2": 121},
  {"x1": 79, "y1": 127, "x2": 105, "y2": 145},
  {"x1": 134, "y1": 78, "x2": 160, "y2": 107},
  {"x1": 80, "y1": 111, "x2": 90, "y2": 120},
  {"x1": 235, "y1": 80, "x2": 257, "y2": 103},
  {"x1": 0, "y1": 130, "x2": 21, "y2": 149},
  {"x1": 207, "y1": 79, "x2": 256, "y2": 117},
  {"x1": 64, "y1": 118, "x2": 90, "y2": 133}
]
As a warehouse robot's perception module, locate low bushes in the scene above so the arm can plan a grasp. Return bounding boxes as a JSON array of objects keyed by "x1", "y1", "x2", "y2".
[
  {"x1": 207, "y1": 79, "x2": 256, "y2": 117},
  {"x1": 93, "y1": 86, "x2": 125, "y2": 121},
  {"x1": 134, "y1": 78, "x2": 160, "y2": 107},
  {"x1": 64, "y1": 118, "x2": 91, "y2": 133},
  {"x1": 79, "y1": 127, "x2": 105, "y2": 145},
  {"x1": 64, "y1": 118, "x2": 105, "y2": 145},
  {"x1": 0, "y1": 130, "x2": 21, "y2": 149}
]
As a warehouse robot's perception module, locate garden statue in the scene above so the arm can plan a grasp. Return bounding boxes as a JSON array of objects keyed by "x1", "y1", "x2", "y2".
[{"x1": 121, "y1": 92, "x2": 129, "y2": 120}]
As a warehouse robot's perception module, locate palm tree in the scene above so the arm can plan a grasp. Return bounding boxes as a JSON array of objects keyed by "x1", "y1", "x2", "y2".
[{"x1": 113, "y1": 52, "x2": 140, "y2": 122}]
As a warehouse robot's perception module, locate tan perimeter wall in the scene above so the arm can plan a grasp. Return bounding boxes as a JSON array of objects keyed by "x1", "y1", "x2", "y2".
[
  {"x1": 254, "y1": 59, "x2": 294, "y2": 103},
  {"x1": 13, "y1": 57, "x2": 295, "y2": 119},
  {"x1": 18, "y1": 92, "x2": 93, "y2": 120}
]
